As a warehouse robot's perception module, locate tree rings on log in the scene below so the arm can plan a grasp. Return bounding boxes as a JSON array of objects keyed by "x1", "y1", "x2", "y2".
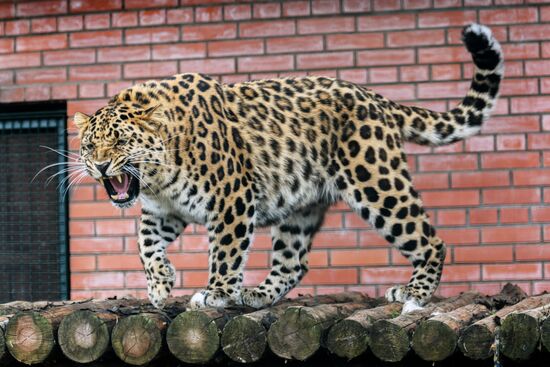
[
  {"x1": 221, "y1": 315, "x2": 266, "y2": 363},
  {"x1": 167, "y1": 311, "x2": 220, "y2": 364},
  {"x1": 5, "y1": 311, "x2": 54, "y2": 364},
  {"x1": 58, "y1": 310, "x2": 111, "y2": 364},
  {"x1": 111, "y1": 314, "x2": 163, "y2": 365}
]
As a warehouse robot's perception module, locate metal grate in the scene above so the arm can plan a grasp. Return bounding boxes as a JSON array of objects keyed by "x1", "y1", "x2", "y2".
[{"x1": 0, "y1": 108, "x2": 68, "y2": 302}]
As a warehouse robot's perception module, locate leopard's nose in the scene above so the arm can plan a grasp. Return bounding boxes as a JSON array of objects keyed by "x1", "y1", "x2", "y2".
[{"x1": 95, "y1": 162, "x2": 110, "y2": 176}]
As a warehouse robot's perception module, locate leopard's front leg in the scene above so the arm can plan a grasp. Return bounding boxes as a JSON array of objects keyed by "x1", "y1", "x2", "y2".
[
  {"x1": 138, "y1": 210, "x2": 186, "y2": 309},
  {"x1": 189, "y1": 195, "x2": 255, "y2": 309}
]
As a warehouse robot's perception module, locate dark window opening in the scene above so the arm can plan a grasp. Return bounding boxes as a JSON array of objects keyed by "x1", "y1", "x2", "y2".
[{"x1": 0, "y1": 102, "x2": 69, "y2": 302}]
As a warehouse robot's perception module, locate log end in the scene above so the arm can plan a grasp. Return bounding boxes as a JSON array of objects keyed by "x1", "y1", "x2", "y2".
[
  {"x1": 58, "y1": 310, "x2": 110, "y2": 364},
  {"x1": 458, "y1": 324, "x2": 494, "y2": 360},
  {"x1": 500, "y1": 313, "x2": 539, "y2": 361},
  {"x1": 412, "y1": 320, "x2": 457, "y2": 361},
  {"x1": 111, "y1": 314, "x2": 162, "y2": 366},
  {"x1": 369, "y1": 319, "x2": 409, "y2": 363},
  {"x1": 541, "y1": 316, "x2": 550, "y2": 352},
  {"x1": 326, "y1": 319, "x2": 368, "y2": 360},
  {"x1": 5, "y1": 311, "x2": 54, "y2": 365},
  {"x1": 267, "y1": 307, "x2": 321, "y2": 361},
  {"x1": 166, "y1": 311, "x2": 220, "y2": 364},
  {"x1": 221, "y1": 315, "x2": 266, "y2": 363}
]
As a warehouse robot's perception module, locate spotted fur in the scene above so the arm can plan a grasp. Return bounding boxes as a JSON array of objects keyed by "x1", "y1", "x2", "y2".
[{"x1": 75, "y1": 24, "x2": 503, "y2": 311}]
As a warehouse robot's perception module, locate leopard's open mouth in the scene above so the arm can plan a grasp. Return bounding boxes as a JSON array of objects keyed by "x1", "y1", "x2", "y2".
[{"x1": 99, "y1": 168, "x2": 140, "y2": 208}]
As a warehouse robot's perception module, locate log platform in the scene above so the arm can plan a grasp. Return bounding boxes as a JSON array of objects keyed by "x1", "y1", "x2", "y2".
[{"x1": 0, "y1": 284, "x2": 549, "y2": 366}]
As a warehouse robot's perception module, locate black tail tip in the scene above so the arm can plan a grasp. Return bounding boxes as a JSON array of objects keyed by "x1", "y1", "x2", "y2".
[{"x1": 462, "y1": 23, "x2": 502, "y2": 71}]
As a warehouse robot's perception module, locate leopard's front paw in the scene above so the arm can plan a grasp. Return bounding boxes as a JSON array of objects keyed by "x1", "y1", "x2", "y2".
[
  {"x1": 147, "y1": 264, "x2": 175, "y2": 309},
  {"x1": 241, "y1": 288, "x2": 275, "y2": 309},
  {"x1": 188, "y1": 288, "x2": 241, "y2": 310},
  {"x1": 385, "y1": 285, "x2": 412, "y2": 303}
]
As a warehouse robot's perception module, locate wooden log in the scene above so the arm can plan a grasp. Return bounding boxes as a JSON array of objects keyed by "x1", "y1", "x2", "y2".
[
  {"x1": 325, "y1": 303, "x2": 402, "y2": 360},
  {"x1": 4, "y1": 312, "x2": 55, "y2": 364},
  {"x1": 411, "y1": 303, "x2": 490, "y2": 361},
  {"x1": 58, "y1": 310, "x2": 118, "y2": 364},
  {"x1": 459, "y1": 293, "x2": 550, "y2": 360},
  {"x1": 221, "y1": 292, "x2": 372, "y2": 363},
  {"x1": 500, "y1": 305, "x2": 550, "y2": 361},
  {"x1": 267, "y1": 299, "x2": 380, "y2": 361},
  {"x1": 369, "y1": 291, "x2": 480, "y2": 363},
  {"x1": 167, "y1": 308, "x2": 243, "y2": 364},
  {"x1": 541, "y1": 312, "x2": 550, "y2": 353},
  {"x1": 111, "y1": 313, "x2": 167, "y2": 366}
]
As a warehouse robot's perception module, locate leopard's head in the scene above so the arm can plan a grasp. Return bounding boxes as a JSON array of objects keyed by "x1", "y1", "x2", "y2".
[{"x1": 75, "y1": 103, "x2": 165, "y2": 208}]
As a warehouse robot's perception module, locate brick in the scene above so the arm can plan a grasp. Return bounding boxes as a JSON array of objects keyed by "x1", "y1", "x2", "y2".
[
  {"x1": 44, "y1": 49, "x2": 95, "y2": 66},
  {"x1": 85, "y1": 14, "x2": 110, "y2": 29},
  {"x1": 483, "y1": 263, "x2": 541, "y2": 281},
  {"x1": 339, "y1": 69, "x2": 367, "y2": 84},
  {"x1": 298, "y1": 17, "x2": 354, "y2": 34},
  {"x1": 513, "y1": 96, "x2": 550, "y2": 114},
  {"x1": 361, "y1": 267, "x2": 410, "y2": 284},
  {"x1": 69, "y1": 65, "x2": 121, "y2": 81},
  {"x1": 419, "y1": 154, "x2": 477, "y2": 172},
  {"x1": 253, "y1": 3, "x2": 281, "y2": 18},
  {"x1": 452, "y1": 171, "x2": 509, "y2": 189},
  {"x1": 413, "y1": 173, "x2": 449, "y2": 190},
  {"x1": 422, "y1": 190, "x2": 480, "y2": 207},
  {"x1": 71, "y1": 237, "x2": 123, "y2": 253},
  {"x1": 343, "y1": 0, "x2": 370, "y2": 12},
  {"x1": 518, "y1": 244, "x2": 550, "y2": 261},
  {"x1": 0, "y1": 3, "x2": 15, "y2": 19},
  {"x1": 357, "y1": 49, "x2": 415, "y2": 66},
  {"x1": 5, "y1": 20, "x2": 30, "y2": 35},
  {"x1": 388, "y1": 30, "x2": 445, "y2": 48},
  {"x1": 97, "y1": 255, "x2": 141, "y2": 270},
  {"x1": 98, "y1": 45, "x2": 151, "y2": 63},
  {"x1": 331, "y1": 249, "x2": 388, "y2": 266},
  {"x1": 70, "y1": 202, "x2": 122, "y2": 218},
  {"x1": 52, "y1": 84, "x2": 77, "y2": 99},
  {"x1": 0, "y1": 52, "x2": 40, "y2": 70},
  {"x1": 533, "y1": 207, "x2": 550, "y2": 223},
  {"x1": 515, "y1": 169, "x2": 550, "y2": 186},
  {"x1": 484, "y1": 188, "x2": 540, "y2": 205},
  {"x1": 470, "y1": 208, "x2": 498, "y2": 225},
  {"x1": 326, "y1": 33, "x2": 384, "y2": 50},
  {"x1": 500, "y1": 78, "x2": 539, "y2": 96},
  {"x1": 224, "y1": 5, "x2": 251, "y2": 21},
  {"x1": 70, "y1": 185, "x2": 95, "y2": 201},
  {"x1": 72, "y1": 272, "x2": 125, "y2": 289},
  {"x1": 480, "y1": 7, "x2": 539, "y2": 24},
  {"x1": 482, "y1": 226, "x2": 541, "y2": 244},
  {"x1": 359, "y1": 14, "x2": 416, "y2": 31},
  {"x1": 70, "y1": 0, "x2": 122, "y2": 13},
  {"x1": 313, "y1": 231, "x2": 358, "y2": 248},
  {"x1": 166, "y1": 8, "x2": 193, "y2": 24},
  {"x1": 16, "y1": 0, "x2": 67, "y2": 17},
  {"x1": 297, "y1": 52, "x2": 353, "y2": 70},
  {"x1": 25, "y1": 85, "x2": 50, "y2": 101},
  {"x1": 17, "y1": 34, "x2": 67, "y2": 52},
  {"x1": 112, "y1": 12, "x2": 138, "y2": 27},
  {"x1": 440, "y1": 265, "x2": 481, "y2": 282},
  {"x1": 124, "y1": 61, "x2": 177, "y2": 79},
  {"x1": 502, "y1": 43, "x2": 540, "y2": 61},
  {"x1": 71, "y1": 30, "x2": 122, "y2": 48},
  {"x1": 418, "y1": 81, "x2": 470, "y2": 99},
  {"x1": 483, "y1": 115, "x2": 540, "y2": 134},
  {"x1": 0, "y1": 39, "x2": 14, "y2": 54},
  {"x1": 500, "y1": 207, "x2": 529, "y2": 223},
  {"x1": 180, "y1": 58, "x2": 235, "y2": 75},
  {"x1": 192, "y1": 6, "x2": 220, "y2": 22},
  {"x1": 419, "y1": 10, "x2": 477, "y2": 28},
  {"x1": 183, "y1": 23, "x2": 236, "y2": 41},
  {"x1": 209, "y1": 39, "x2": 262, "y2": 57},
  {"x1": 371, "y1": 84, "x2": 415, "y2": 101},
  {"x1": 309, "y1": 251, "x2": 329, "y2": 267},
  {"x1": 437, "y1": 209, "x2": 466, "y2": 226},
  {"x1": 302, "y1": 269, "x2": 357, "y2": 285},
  {"x1": 419, "y1": 46, "x2": 472, "y2": 64},
  {"x1": 0, "y1": 87, "x2": 24, "y2": 102},
  {"x1": 267, "y1": 36, "x2": 322, "y2": 53},
  {"x1": 400, "y1": 65, "x2": 429, "y2": 82},
  {"x1": 240, "y1": 20, "x2": 295, "y2": 38},
  {"x1": 374, "y1": 0, "x2": 400, "y2": 10},
  {"x1": 464, "y1": 135, "x2": 494, "y2": 152},
  {"x1": 369, "y1": 67, "x2": 398, "y2": 83},
  {"x1": 94, "y1": 219, "x2": 135, "y2": 236},
  {"x1": 0, "y1": 71, "x2": 13, "y2": 85},
  {"x1": 529, "y1": 133, "x2": 550, "y2": 150},
  {"x1": 17, "y1": 68, "x2": 66, "y2": 84},
  {"x1": 432, "y1": 64, "x2": 461, "y2": 81},
  {"x1": 182, "y1": 271, "x2": 208, "y2": 287},
  {"x1": 482, "y1": 152, "x2": 539, "y2": 169},
  {"x1": 345, "y1": 212, "x2": 371, "y2": 229},
  {"x1": 127, "y1": 27, "x2": 178, "y2": 45},
  {"x1": 58, "y1": 15, "x2": 83, "y2": 31},
  {"x1": 70, "y1": 256, "x2": 96, "y2": 272},
  {"x1": 404, "y1": 0, "x2": 430, "y2": 9},
  {"x1": 239, "y1": 55, "x2": 293, "y2": 73},
  {"x1": 125, "y1": 0, "x2": 178, "y2": 8},
  {"x1": 282, "y1": 1, "x2": 310, "y2": 17},
  {"x1": 496, "y1": 134, "x2": 526, "y2": 151},
  {"x1": 511, "y1": 25, "x2": 550, "y2": 41},
  {"x1": 312, "y1": 0, "x2": 340, "y2": 14},
  {"x1": 31, "y1": 18, "x2": 57, "y2": 33}
]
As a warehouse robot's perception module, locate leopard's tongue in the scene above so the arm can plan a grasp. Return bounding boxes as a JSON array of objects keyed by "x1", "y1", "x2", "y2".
[{"x1": 109, "y1": 174, "x2": 130, "y2": 195}]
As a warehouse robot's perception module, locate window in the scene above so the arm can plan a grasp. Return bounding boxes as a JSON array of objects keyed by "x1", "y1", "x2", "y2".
[{"x1": 0, "y1": 102, "x2": 69, "y2": 302}]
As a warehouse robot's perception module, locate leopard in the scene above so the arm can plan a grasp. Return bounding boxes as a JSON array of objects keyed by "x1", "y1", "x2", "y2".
[{"x1": 74, "y1": 24, "x2": 503, "y2": 312}]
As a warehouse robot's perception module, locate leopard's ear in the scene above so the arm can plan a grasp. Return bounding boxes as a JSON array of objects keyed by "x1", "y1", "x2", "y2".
[
  {"x1": 135, "y1": 105, "x2": 162, "y2": 131},
  {"x1": 73, "y1": 112, "x2": 90, "y2": 130}
]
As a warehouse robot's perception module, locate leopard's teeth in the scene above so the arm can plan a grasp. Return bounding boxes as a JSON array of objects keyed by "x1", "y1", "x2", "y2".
[
  {"x1": 115, "y1": 175, "x2": 123, "y2": 183},
  {"x1": 110, "y1": 194, "x2": 118, "y2": 200},
  {"x1": 98, "y1": 178, "x2": 104, "y2": 185}
]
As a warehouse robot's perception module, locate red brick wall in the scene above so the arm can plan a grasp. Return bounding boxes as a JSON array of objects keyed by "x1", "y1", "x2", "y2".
[{"x1": 1, "y1": 0, "x2": 550, "y2": 300}]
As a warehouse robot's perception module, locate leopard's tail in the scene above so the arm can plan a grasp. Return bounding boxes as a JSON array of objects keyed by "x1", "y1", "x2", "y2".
[{"x1": 393, "y1": 23, "x2": 503, "y2": 146}]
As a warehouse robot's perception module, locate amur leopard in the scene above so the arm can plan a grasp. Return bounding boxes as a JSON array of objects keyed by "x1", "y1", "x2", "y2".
[{"x1": 74, "y1": 24, "x2": 503, "y2": 312}]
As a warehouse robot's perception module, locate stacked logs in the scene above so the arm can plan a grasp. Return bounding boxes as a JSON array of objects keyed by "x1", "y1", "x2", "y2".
[{"x1": 1, "y1": 284, "x2": 550, "y2": 365}]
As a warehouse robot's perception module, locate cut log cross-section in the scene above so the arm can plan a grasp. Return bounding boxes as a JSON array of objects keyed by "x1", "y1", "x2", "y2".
[
  {"x1": 369, "y1": 291, "x2": 481, "y2": 363},
  {"x1": 4, "y1": 312, "x2": 55, "y2": 365},
  {"x1": 221, "y1": 292, "x2": 371, "y2": 363},
  {"x1": 459, "y1": 293, "x2": 550, "y2": 360}
]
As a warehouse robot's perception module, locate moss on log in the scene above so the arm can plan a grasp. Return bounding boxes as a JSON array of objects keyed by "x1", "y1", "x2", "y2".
[
  {"x1": 411, "y1": 303, "x2": 490, "y2": 361},
  {"x1": 111, "y1": 313, "x2": 167, "y2": 365},
  {"x1": 369, "y1": 291, "x2": 480, "y2": 363},
  {"x1": 325, "y1": 303, "x2": 402, "y2": 359},
  {"x1": 221, "y1": 292, "x2": 370, "y2": 363},
  {"x1": 500, "y1": 305, "x2": 550, "y2": 361},
  {"x1": 5, "y1": 312, "x2": 55, "y2": 364},
  {"x1": 459, "y1": 293, "x2": 550, "y2": 360}
]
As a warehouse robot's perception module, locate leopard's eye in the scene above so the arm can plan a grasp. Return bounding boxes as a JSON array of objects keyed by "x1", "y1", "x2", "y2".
[{"x1": 85, "y1": 143, "x2": 94, "y2": 151}]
